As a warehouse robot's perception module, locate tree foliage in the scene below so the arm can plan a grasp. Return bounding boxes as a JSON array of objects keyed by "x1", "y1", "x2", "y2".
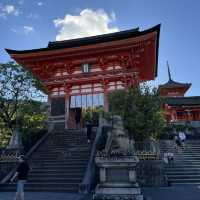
[
  {"x1": 108, "y1": 84, "x2": 166, "y2": 141},
  {"x1": 0, "y1": 62, "x2": 47, "y2": 147},
  {"x1": 0, "y1": 62, "x2": 46, "y2": 131}
]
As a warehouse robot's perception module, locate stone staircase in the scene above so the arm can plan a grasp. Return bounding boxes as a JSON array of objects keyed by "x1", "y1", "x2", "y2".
[
  {"x1": 0, "y1": 129, "x2": 93, "y2": 192},
  {"x1": 160, "y1": 140, "x2": 200, "y2": 185}
]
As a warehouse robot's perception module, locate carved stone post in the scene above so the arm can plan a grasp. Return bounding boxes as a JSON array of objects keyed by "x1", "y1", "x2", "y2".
[{"x1": 7, "y1": 117, "x2": 23, "y2": 153}]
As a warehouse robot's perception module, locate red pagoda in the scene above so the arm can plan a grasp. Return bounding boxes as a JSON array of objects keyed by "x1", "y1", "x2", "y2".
[
  {"x1": 6, "y1": 25, "x2": 160, "y2": 129},
  {"x1": 159, "y1": 62, "x2": 200, "y2": 126}
]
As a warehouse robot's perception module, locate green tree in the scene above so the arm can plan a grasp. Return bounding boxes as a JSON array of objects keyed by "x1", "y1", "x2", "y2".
[
  {"x1": 108, "y1": 84, "x2": 166, "y2": 141},
  {"x1": 0, "y1": 62, "x2": 46, "y2": 131},
  {"x1": 0, "y1": 62, "x2": 47, "y2": 147}
]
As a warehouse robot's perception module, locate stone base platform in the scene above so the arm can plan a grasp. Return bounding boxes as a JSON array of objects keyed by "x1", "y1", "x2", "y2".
[{"x1": 94, "y1": 184, "x2": 143, "y2": 200}]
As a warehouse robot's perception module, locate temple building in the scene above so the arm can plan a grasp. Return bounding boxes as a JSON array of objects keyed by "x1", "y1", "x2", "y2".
[
  {"x1": 159, "y1": 62, "x2": 200, "y2": 127},
  {"x1": 6, "y1": 25, "x2": 160, "y2": 129}
]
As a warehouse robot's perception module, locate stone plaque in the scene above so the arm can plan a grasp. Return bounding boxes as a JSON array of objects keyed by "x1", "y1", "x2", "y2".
[{"x1": 106, "y1": 168, "x2": 129, "y2": 182}]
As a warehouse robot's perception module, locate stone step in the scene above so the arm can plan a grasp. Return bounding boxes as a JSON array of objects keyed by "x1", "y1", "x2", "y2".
[
  {"x1": 172, "y1": 182, "x2": 200, "y2": 186},
  {"x1": 0, "y1": 183, "x2": 79, "y2": 192},
  {"x1": 166, "y1": 167, "x2": 200, "y2": 171},
  {"x1": 32, "y1": 162, "x2": 88, "y2": 168},
  {"x1": 31, "y1": 165, "x2": 87, "y2": 170},
  {"x1": 31, "y1": 155, "x2": 90, "y2": 159},
  {"x1": 169, "y1": 178, "x2": 200, "y2": 183},
  {"x1": 0, "y1": 128, "x2": 94, "y2": 192},
  {"x1": 168, "y1": 164, "x2": 200, "y2": 168},
  {"x1": 166, "y1": 171, "x2": 200, "y2": 175},
  {"x1": 29, "y1": 173, "x2": 83, "y2": 178},
  {"x1": 30, "y1": 168, "x2": 85, "y2": 173},
  {"x1": 28, "y1": 177, "x2": 82, "y2": 183},
  {"x1": 36, "y1": 149, "x2": 90, "y2": 153},
  {"x1": 167, "y1": 174, "x2": 200, "y2": 179},
  {"x1": 30, "y1": 159, "x2": 89, "y2": 163}
]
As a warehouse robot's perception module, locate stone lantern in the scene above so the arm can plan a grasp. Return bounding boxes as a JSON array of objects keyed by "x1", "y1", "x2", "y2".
[{"x1": 94, "y1": 116, "x2": 143, "y2": 200}]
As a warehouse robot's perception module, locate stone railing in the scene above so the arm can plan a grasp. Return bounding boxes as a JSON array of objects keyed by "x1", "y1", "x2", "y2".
[
  {"x1": 0, "y1": 122, "x2": 55, "y2": 184},
  {"x1": 135, "y1": 140, "x2": 166, "y2": 186},
  {"x1": 0, "y1": 149, "x2": 20, "y2": 181},
  {"x1": 0, "y1": 149, "x2": 21, "y2": 162},
  {"x1": 135, "y1": 140, "x2": 160, "y2": 160},
  {"x1": 79, "y1": 117, "x2": 111, "y2": 193}
]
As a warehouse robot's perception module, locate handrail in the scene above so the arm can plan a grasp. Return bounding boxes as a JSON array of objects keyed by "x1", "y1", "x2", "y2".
[
  {"x1": 79, "y1": 117, "x2": 109, "y2": 193},
  {"x1": 0, "y1": 122, "x2": 55, "y2": 184}
]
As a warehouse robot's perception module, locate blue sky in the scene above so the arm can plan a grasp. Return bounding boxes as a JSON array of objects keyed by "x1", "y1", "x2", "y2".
[{"x1": 0, "y1": 0, "x2": 200, "y2": 96}]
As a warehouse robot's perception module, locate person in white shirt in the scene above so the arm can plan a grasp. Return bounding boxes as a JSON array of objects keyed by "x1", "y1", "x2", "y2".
[{"x1": 178, "y1": 131, "x2": 186, "y2": 148}]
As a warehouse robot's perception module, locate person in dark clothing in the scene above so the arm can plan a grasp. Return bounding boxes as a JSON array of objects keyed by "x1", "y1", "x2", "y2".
[
  {"x1": 75, "y1": 110, "x2": 81, "y2": 129},
  {"x1": 11, "y1": 155, "x2": 30, "y2": 200},
  {"x1": 86, "y1": 121, "x2": 92, "y2": 144}
]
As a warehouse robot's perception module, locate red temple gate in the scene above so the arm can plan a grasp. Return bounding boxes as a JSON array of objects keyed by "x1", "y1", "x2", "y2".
[{"x1": 6, "y1": 25, "x2": 160, "y2": 129}]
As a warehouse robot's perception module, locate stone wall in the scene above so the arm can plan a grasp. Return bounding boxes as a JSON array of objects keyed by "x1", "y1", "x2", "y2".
[{"x1": 136, "y1": 160, "x2": 166, "y2": 186}]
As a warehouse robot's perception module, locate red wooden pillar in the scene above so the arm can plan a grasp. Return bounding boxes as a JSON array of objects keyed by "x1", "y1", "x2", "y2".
[
  {"x1": 65, "y1": 85, "x2": 71, "y2": 129},
  {"x1": 47, "y1": 95, "x2": 51, "y2": 120},
  {"x1": 103, "y1": 82, "x2": 109, "y2": 112},
  {"x1": 65, "y1": 95, "x2": 70, "y2": 129},
  {"x1": 104, "y1": 92, "x2": 109, "y2": 112}
]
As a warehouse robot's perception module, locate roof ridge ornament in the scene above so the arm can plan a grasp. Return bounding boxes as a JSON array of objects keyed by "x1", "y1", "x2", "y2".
[{"x1": 167, "y1": 61, "x2": 172, "y2": 81}]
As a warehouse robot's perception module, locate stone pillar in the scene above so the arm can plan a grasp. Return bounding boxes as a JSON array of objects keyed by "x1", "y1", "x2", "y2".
[
  {"x1": 7, "y1": 128, "x2": 23, "y2": 151},
  {"x1": 7, "y1": 117, "x2": 23, "y2": 153},
  {"x1": 100, "y1": 167, "x2": 106, "y2": 182}
]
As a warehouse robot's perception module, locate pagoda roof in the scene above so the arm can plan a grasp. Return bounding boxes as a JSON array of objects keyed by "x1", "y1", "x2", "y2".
[
  {"x1": 159, "y1": 79, "x2": 191, "y2": 89},
  {"x1": 6, "y1": 24, "x2": 160, "y2": 54},
  {"x1": 159, "y1": 61, "x2": 191, "y2": 90},
  {"x1": 164, "y1": 96, "x2": 200, "y2": 106}
]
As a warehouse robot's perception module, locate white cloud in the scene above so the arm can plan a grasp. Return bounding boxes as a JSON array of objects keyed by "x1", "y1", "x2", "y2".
[
  {"x1": 37, "y1": 2, "x2": 43, "y2": 6},
  {"x1": 53, "y1": 9, "x2": 119, "y2": 41},
  {"x1": 23, "y1": 26, "x2": 34, "y2": 34},
  {"x1": 4, "y1": 5, "x2": 15, "y2": 14},
  {"x1": 11, "y1": 26, "x2": 34, "y2": 35},
  {"x1": 0, "y1": 4, "x2": 20, "y2": 18}
]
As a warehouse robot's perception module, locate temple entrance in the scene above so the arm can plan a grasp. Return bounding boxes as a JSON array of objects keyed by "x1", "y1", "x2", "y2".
[
  {"x1": 68, "y1": 108, "x2": 82, "y2": 129},
  {"x1": 67, "y1": 93, "x2": 104, "y2": 129}
]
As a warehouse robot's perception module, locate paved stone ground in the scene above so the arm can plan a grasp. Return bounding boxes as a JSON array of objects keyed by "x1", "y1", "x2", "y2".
[
  {"x1": 0, "y1": 192, "x2": 87, "y2": 200},
  {"x1": 1, "y1": 186, "x2": 200, "y2": 200},
  {"x1": 142, "y1": 185, "x2": 200, "y2": 200}
]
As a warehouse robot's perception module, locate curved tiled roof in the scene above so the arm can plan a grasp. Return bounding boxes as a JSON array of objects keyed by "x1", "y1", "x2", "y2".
[
  {"x1": 164, "y1": 96, "x2": 200, "y2": 106},
  {"x1": 5, "y1": 24, "x2": 160, "y2": 54},
  {"x1": 159, "y1": 79, "x2": 191, "y2": 89}
]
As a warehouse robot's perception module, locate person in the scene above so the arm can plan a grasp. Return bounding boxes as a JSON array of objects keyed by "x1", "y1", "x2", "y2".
[
  {"x1": 163, "y1": 152, "x2": 169, "y2": 165},
  {"x1": 174, "y1": 135, "x2": 181, "y2": 151},
  {"x1": 86, "y1": 121, "x2": 92, "y2": 144},
  {"x1": 11, "y1": 155, "x2": 30, "y2": 200},
  {"x1": 179, "y1": 131, "x2": 186, "y2": 148},
  {"x1": 167, "y1": 152, "x2": 174, "y2": 167},
  {"x1": 75, "y1": 110, "x2": 80, "y2": 129}
]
